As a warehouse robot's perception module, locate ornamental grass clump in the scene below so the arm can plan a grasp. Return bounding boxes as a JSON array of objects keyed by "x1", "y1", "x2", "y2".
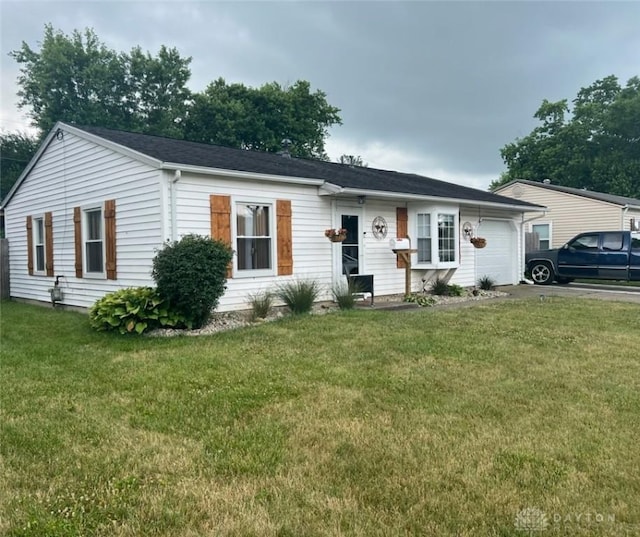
[
  {"x1": 332, "y1": 280, "x2": 361, "y2": 310},
  {"x1": 478, "y1": 275, "x2": 496, "y2": 291},
  {"x1": 247, "y1": 291, "x2": 274, "y2": 321},
  {"x1": 276, "y1": 279, "x2": 321, "y2": 314},
  {"x1": 152, "y1": 234, "x2": 233, "y2": 329}
]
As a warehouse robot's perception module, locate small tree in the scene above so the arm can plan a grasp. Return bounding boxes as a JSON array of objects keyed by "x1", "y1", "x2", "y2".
[{"x1": 152, "y1": 234, "x2": 233, "y2": 328}]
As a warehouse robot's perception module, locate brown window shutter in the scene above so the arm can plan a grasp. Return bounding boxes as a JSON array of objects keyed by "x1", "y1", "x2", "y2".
[
  {"x1": 104, "y1": 199, "x2": 117, "y2": 280},
  {"x1": 396, "y1": 207, "x2": 408, "y2": 268},
  {"x1": 276, "y1": 199, "x2": 293, "y2": 276},
  {"x1": 210, "y1": 195, "x2": 232, "y2": 277},
  {"x1": 44, "y1": 212, "x2": 54, "y2": 277},
  {"x1": 26, "y1": 216, "x2": 33, "y2": 275},
  {"x1": 74, "y1": 207, "x2": 83, "y2": 278}
]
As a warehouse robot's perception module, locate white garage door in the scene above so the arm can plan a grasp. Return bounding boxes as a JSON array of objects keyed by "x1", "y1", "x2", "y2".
[{"x1": 475, "y1": 220, "x2": 518, "y2": 285}]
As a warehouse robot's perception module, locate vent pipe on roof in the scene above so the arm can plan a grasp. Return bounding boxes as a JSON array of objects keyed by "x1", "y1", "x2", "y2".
[
  {"x1": 542, "y1": 178, "x2": 551, "y2": 184},
  {"x1": 279, "y1": 138, "x2": 292, "y2": 158}
]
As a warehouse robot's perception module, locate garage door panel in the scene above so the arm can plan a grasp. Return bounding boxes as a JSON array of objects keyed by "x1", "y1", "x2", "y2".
[{"x1": 475, "y1": 221, "x2": 517, "y2": 285}]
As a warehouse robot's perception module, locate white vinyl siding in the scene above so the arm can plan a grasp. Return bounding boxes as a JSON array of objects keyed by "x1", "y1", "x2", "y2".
[{"x1": 4, "y1": 129, "x2": 163, "y2": 307}]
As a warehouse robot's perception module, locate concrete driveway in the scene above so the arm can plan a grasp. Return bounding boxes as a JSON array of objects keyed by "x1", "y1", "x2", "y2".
[{"x1": 500, "y1": 282, "x2": 640, "y2": 305}]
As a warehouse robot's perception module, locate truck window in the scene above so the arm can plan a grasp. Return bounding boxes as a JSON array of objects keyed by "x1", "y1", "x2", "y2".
[
  {"x1": 632, "y1": 237, "x2": 640, "y2": 251},
  {"x1": 602, "y1": 232, "x2": 624, "y2": 251},
  {"x1": 568, "y1": 234, "x2": 599, "y2": 250}
]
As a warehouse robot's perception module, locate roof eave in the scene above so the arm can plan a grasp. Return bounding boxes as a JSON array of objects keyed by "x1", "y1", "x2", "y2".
[
  {"x1": 160, "y1": 162, "x2": 326, "y2": 186},
  {"x1": 323, "y1": 185, "x2": 545, "y2": 212}
]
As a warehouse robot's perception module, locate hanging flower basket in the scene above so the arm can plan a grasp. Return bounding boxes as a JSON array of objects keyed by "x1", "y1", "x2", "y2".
[
  {"x1": 325, "y1": 228, "x2": 348, "y2": 242},
  {"x1": 471, "y1": 237, "x2": 487, "y2": 249}
]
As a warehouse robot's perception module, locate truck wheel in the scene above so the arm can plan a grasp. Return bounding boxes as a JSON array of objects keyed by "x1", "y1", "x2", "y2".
[{"x1": 530, "y1": 262, "x2": 554, "y2": 285}]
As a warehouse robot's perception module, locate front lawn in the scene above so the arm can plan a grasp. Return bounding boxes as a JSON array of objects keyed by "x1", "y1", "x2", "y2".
[{"x1": 1, "y1": 299, "x2": 639, "y2": 536}]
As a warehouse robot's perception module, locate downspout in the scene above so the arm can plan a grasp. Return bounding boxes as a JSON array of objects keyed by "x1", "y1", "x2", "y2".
[
  {"x1": 622, "y1": 205, "x2": 629, "y2": 230},
  {"x1": 170, "y1": 170, "x2": 181, "y2": 241}
]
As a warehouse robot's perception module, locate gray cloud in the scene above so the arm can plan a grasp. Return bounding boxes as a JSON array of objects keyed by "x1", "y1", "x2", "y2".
[{"x1": 1, "y1": 0, "x2": 638, "y2": 190}]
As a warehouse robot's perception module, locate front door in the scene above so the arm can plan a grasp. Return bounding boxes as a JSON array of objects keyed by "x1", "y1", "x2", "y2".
[{"x1": 341, "y1": 213, "x2": 360, "y2": 275}]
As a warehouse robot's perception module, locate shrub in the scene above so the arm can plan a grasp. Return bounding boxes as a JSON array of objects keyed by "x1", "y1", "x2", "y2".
[
  {"x1": 447, "y1": 283, "x2": 464, "y2": 297},
  {"x1": 332, "y1": 280, "x2": 361, "y2": 310},
  {"x1": 403, "y1": 293, "x2": 436, "y2": 307},
  {"x1": 430, "y1": 276, "x2": 450, "y2": 296},
  {"x1": 247, "y1": 291, "x2": 273, "y2": 320},
  {"x1": 430, "y1": 277, "x2": 464, "y2": 297},
  {"x1": 478, "y1": 275, "x2": 496, "y2": 291},
  {"x1": 152, "y1": 234, "x2": 233, "y2": 329},
  {"x1": 276, "y1": 279, "x2": 321, "y2": 314},
  {"x1": 89, "y1": 287, "x2": 186, "y2": 334}
]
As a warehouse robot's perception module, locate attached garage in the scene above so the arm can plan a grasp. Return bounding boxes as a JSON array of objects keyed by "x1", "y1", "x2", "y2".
[{"x1": 475, "y1": 219, "x2": 518, "y2": 285}]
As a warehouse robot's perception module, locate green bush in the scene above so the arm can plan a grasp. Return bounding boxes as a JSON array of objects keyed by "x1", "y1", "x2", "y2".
[
  {"x1": 430, "y1": 277, "x2": 464, "y2": 297},
  {"x1": 247, "y1": 291, "x2": 274, "y2": 320},
  {"x1": 152, "y1": 234, "x2": 233, "y2": 329},
  {"x1": 332, "y1": 280, "x2": 361, "y2": 310},
  {"x1": 276, "y1": 279, "x2": 321, "y2": 314},
  {"x1": 89, "y1": 287, "x2": 186, "y2": 334},
  {"x1": 477, "y1": 275, "x2": 496, "y2": 291},
  {"x1": 430, "y1": 277, "x2": 450, "y2": 296},
  {"x1": 403, "y1": 293, "x2": 436, "y2": 307},
  {"x1": 447, "y1": 283, "x2": 464, "y2": 297}
]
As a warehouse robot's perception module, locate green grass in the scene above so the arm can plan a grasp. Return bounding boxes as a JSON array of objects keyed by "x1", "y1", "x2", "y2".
[{"x1": 1, "y1": 298, "x2": 639, "y2": 536}]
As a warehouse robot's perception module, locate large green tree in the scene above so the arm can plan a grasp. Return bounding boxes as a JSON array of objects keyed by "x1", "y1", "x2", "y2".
[
  {"x1": 0, "y1": 131, "x2": 40, "y2": 201},
  {"x1": 10, "y1": 24, "x2": 192, "y2": 136},
  {"x1": 492, "y1": 75, "x2": 640, "y2": 198},
  {"x1": 5, "y1": 25, "x2": 342, "y2": 197},
  {"x1": 184, "y1": 78, "x2": 341, "y2": 159}
]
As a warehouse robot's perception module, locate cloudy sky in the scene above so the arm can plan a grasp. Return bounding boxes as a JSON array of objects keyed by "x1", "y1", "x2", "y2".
[{"x1": 1, "y1": 1, "x2": 638, "y2": 190}]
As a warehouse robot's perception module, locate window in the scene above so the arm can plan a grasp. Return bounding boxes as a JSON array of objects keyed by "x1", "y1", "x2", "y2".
[
  {"x1": 532, "y1": 223, "x2": 550, "y2": 250},
  {"x1": 602, "y1": 232, "x2": 623, "y2": 251},
  {"x1": 414, "y1": 208, "x2": 458, "y2": 266},
  {"x1": 236, "y1": 203, "x2": 272, "y2": 271},
  {"x1": 417, "y1": 213, "x2": 431, "y2": 263},
  {"x1": 568, "y1": 234, "x2": 598, "y2": 250},
  {"x1": 33, "y1": 217, "x2": 45, "y2": 273},
  {"x1": 84, "y1": 207, "x2": 104, "y2": 275},
  {"x1": 438, "y1": 214, "x2": 455, "y2": 262}
]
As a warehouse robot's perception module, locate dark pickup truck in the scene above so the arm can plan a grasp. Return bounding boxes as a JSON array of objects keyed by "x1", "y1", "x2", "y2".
[{"x1": 526, "y1": 230, "x2": 640, "y2": 285}]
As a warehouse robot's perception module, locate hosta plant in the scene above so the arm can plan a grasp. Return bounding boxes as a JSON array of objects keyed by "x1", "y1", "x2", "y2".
[{"x1": 89, "y1": 286, "x2": 187, "y2": 335}]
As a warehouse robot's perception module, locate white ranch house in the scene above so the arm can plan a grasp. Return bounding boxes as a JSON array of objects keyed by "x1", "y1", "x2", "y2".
[{"x1": 2, "y1": 122, "x2": 542, "y2": 311}]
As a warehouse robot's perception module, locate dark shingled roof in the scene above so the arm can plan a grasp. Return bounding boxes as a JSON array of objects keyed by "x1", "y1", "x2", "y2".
[
  {"x1": 75, "y1": 124, "x2": 540, "y2": 209},
  {"x1": 499, "y1": 179, "x2": 640, "y2": 208}
]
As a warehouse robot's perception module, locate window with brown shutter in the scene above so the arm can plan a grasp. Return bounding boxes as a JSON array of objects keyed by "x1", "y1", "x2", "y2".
[
  {"x1": 396, "y1": 207, "x2": 408, "y2": 268},
  {"x1": 276, "y1": 199, "x2": 293, "y2": 275},
  {"x1": 44, "y1": 211, "x2": 54, "y2": 277},
  {"x1": 26, "y1": 216, "x2": 33, "y2": 275},
  {"x1": 210, "y1": 194, "x2": 232, "y2": 277},
  {"x1": 74, "y1": 207, "x2": 83, "y2": 278},
  {"x1": 104, "y1": 199, "x2": 116, "y2": 280}
]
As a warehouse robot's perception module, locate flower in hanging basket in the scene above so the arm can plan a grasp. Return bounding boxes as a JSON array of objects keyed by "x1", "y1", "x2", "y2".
[
  {"x1": 325, "y1": 228, "x2": 348, "y2": 242},
  {"x1": 471, "y1": 237, "x2": 487, "y2": 249}
]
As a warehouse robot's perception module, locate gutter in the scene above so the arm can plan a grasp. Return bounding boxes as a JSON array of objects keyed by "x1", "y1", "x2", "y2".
[
  {"x1": 319, "y1": 184, "x2": 545, "y2": 213},
  {"x1": 160, "y1": 162, "x2": 325, "y2": 187}
]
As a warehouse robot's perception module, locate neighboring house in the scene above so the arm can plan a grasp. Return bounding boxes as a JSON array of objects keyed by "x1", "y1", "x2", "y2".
[
  {"x1": 495, "y1": 179, "x2": 640, "y2": 251},
  {"x1": 2, "y1": 122, "x2": 542, "y2": 312}
]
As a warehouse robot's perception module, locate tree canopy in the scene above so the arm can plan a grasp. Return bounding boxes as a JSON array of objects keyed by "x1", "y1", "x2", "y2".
[
  {"x1": 3, "y1": 25, "x2": 342, "y2": 198},
  {"x1": 184, "y1": 78, "x2": 341, "y2": 160},
  {"x1": 0, "y1": 131, "x2": 39, "y2": 200},
  {"x1": 492, "y1": 75, "x2": 640, "y2": 198}
]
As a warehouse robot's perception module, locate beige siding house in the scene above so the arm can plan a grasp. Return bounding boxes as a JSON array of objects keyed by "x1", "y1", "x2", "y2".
[{"x1": 495, "y1": 180, "x2": 640, "y2": 250}]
